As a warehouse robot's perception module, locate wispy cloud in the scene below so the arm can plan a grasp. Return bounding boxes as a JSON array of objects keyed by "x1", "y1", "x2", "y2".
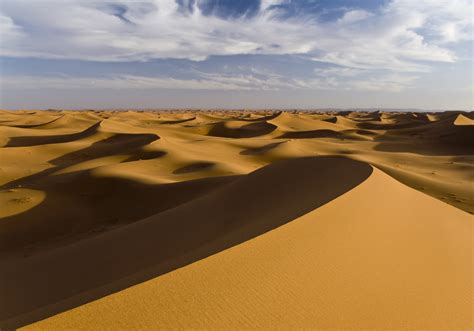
[
  {"x1": 2, "y1": 71, "x2": 418, "y2": 93},
  {"x1": 1, "y1": 74, "x2": 249, "y2": 90},
  {"x1": 0, "y1": 0, "x2": 472, "y2": 104},
  {"x1": 0, "y1": 0, "x2": 472, "y2": 71},
  {"x1": 1, "y1": 73, "x2": 304, "y2": 91}
]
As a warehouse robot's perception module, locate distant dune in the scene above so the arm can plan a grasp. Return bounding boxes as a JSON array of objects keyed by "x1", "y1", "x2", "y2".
[{"x1": 0, "y1": 110, "x2": 472, "y2": 329}]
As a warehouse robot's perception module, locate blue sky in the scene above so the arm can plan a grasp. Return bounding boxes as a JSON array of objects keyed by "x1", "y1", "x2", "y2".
[{"x1": 0, "y1": 0, "x2": 472, "y2": 110}]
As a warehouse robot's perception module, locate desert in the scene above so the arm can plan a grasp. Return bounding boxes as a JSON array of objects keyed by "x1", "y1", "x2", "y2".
[{"x1": 0, "y1": 109, "x2": 472, "y2": 329}]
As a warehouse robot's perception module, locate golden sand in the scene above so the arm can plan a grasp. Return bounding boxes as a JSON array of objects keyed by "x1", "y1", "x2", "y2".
[{"x1": 0, "y1": 110, "x2": 472, "y2": 329}]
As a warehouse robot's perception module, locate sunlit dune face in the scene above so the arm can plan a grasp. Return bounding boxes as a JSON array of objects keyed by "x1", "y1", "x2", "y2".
[{"x1": 0, "y1": 188, "x2": 46, "y2": 218}]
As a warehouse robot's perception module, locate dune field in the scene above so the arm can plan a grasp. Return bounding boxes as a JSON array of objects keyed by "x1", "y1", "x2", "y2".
[{"x1": 0, "y1": 109, "x2": 473, "y2": 329}]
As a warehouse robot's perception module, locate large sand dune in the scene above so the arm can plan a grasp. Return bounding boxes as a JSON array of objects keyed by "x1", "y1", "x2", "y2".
[{"x1": 0, "y1": 110, "x2": 472, "y2": 329}]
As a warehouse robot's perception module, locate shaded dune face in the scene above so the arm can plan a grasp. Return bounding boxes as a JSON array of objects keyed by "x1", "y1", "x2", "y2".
[
  {"x1": 374, "y1": 114, "x2": 474, "y2": 155},
  {"x1": 3, "y1": 132, "x2": 160, "y2": 190},
  {"x1": 122, "y1": 150, "x2": 167, "y2": 162},
  {"x1": 240, "y1": 141, "x2": 286, "y2": 155},
  {"x1": 277, "y1": 129, "x2": 368, "y2": 140},
  {"x1": 172, "y1": 161, "x2": 215, "y2": 174},
  {"x1": 0, "y1": 157, "x2": 372, "y2": 329},
  {"x1": 279, "y1": 129, "x2": 344, "y2": 139},
  {"x1": 207, "y1": 121, "x2": 277, "y2": 138},
  {"x1": 5, "y1": 121, "x2": 102, "y2": 147},
  {"x1": 0, "y1": 173, "x2": 237, "y2": 253},
  {"x1": 5, "y1": 115, "x2": 64, "y2": 128},
  {"x1": 238, "y1": 111, "x2": 282, "y2": 122},
  {"x1": 159, "y1": 117, "x2": 196, "y2": 125}
]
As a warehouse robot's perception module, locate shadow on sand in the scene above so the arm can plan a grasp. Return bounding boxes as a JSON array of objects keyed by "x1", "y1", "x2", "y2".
[
  {"x1": 0, "y1": 156, "x2": 372, "y2": 329},
  {"x1": 2, "y1": 131, "x2": 160, "y2": 190}
]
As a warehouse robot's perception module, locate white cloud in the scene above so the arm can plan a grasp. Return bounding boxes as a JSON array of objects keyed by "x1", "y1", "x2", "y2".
[
  {"x1": 0, "y1": 73, "x2": 297, "y2": 91},
  {"x1": 314, "y1": 67, "x2": 364, "y2": 77},
  {"x1": 0, "y1": 14, "x2": 23, "y2": 43},
  {"x1": 0, "y1": 0, "x2": 472, "y2": 71},
  {"x1": 0, "y1": 74, "x2": 250, "y2": 90},
  {"x1": 349, "y1": 74, "x2": 419, "y2": 92},
  {"x1": 1, "y1": 70, "x2": 417, "y2": 93},
  {"x1": 260, "y1": 0, "x2": 287, "y2": 12},
  {"x1": 392, "y1": 0, "x2": 473, "y2": 44},
  {"x1": 0, "y1": 0, "x2": 472, "y2": 96},
  {"x1": 337, "y1": 10, "x2": 373, "y2": 24}
]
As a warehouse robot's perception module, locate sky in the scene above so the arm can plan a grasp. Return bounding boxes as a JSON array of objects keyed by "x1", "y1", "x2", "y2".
[{"x1": 0, "y1": 0, "x2": 473, "y2": 110}]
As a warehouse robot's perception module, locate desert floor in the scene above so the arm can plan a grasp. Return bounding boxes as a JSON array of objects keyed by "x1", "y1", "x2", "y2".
[{"x1": 0, "y1": 109, "x2": 472, "y2": 329}]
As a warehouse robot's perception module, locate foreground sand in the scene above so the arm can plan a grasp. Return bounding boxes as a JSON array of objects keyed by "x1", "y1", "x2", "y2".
[{"x1": 0, "y1": 110, "x2": 472, "y2": 329}]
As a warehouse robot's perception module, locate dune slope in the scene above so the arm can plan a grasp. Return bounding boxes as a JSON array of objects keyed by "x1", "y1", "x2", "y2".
[
  {"x1": 1, "y1": 156, "x2": 372, "y2": 329},
  {"x1": 20, "y1": 166, "x2": 473, "y2": 330}
]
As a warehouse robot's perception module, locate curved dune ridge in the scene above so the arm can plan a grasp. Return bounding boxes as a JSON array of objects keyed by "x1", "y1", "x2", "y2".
[{"x1": 0, "y1": 109, "x2": 472, "y2": 329}]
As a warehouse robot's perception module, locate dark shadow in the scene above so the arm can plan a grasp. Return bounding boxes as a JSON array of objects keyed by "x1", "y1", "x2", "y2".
[
  {"x1": 356, "y1": 121, "x2": 428, "y2": 130},
  {"x1": 0, "y1": 156, "x2": 372, "y2": 329},
  {"x1": 208, "y1": 121, "x2": 277, "y2": 138},
  {"x1": 173, "y1": 162, "x2": 215, "y2": 174},
  {"x1": 355, "y1": 129, "x2": 378, "y2": 136},
  {"x1": 411, "y1": 113, "x2": 431, "y2": 122},
  {"x1": 279, "y1": 129, "x2": 344, "y2": 139},
  {"x1": 335, "y1": 110, "x2": 352, "y2": 116},
  {"x1": 348, "y1": 112, "x2": 382, "y2": 122},
  {"x1": 0, "y1": 172, "x2": 237, "y2": 254},
  {"x1": 4, "y1": 115, "x2": 64, "y2": 128},
  {"x1": 122, "y1": 150, "x2": 167, "y2": 162},
  {"x1": 333, "y1": 149, "x2": 357, "y2": 155},
  {"x1": 240, "y1": 141, "x2": 286, "y2": 155},
  {"x1": 5, "y1": 122, "x2": 101, "y2": 147},
  {"x1": 374, "y1": 140, "x2": 474, "y2": 156},
  {"x1": 2, "y1": 132, "x2": 160, "y2": 189},
  {"x1": 160, "y1": 117, "x2": 196, "y2": 125},
  {"x1": 374, "y1": 115, "x2": 474, "y2": 156},
  {"x1": 322, "y1": 116, "x2": 337, "y2": 123},
  {"x1": 239, "y1": 111, "x2": 282, "y2": 122},
  {"x1": 278, "y1": 129, "x2": 370, "y2": 140}
]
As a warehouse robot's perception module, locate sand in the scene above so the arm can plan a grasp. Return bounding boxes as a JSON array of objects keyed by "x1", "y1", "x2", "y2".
[{"x1": 0, "y1": 109, "x2": 472, "y2": 329}]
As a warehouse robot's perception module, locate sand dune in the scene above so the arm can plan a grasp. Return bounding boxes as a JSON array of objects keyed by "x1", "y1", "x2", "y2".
[
  {"x1": 20, "y1": 167, "x2": 472, "y2": 330},
  {"x1": 0, "y1": 110, "x2": 472, "y2": 329}
]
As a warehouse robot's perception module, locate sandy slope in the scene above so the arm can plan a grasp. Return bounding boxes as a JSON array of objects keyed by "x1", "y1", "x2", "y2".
[
  {"x1": 0, "y1": 110, "x2": 472, "y2": 329},
  {"x1": 21, "y1": 167, "x2": 472, "y2": 330}
]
